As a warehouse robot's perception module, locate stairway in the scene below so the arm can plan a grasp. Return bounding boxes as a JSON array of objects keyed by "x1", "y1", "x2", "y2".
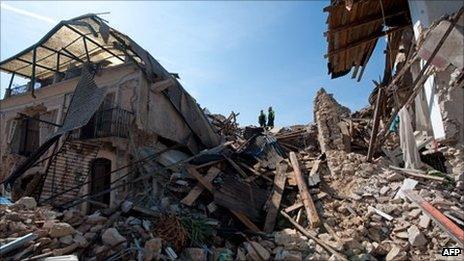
[{"x1": 39, "y1": 139, "x2": 100, "y2": 206}]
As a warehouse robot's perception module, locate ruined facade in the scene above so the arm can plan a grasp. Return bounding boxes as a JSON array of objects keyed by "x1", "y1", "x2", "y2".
[
  {"x1": 324, "y1": 0, "x2": 463, "y2": 173},
  {"x1": 0, "y1": 3, "x2": 463, "y2": 260},
  {"x1": 0, "y1": 14, "x2": 219, "y2": 210}
]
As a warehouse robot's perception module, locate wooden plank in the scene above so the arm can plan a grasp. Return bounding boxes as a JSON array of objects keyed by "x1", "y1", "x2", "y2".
[
  {"x1": 150, "y1": 78, "x2": 175, "y2": 93},
  {"x1": 286, "y1": 170, "x2": 297, "y2": 186},
  {"x1": 289, "y1": 152, "x2": 321, "y2": 228},
  {"x1": 231, "y1": 211, "x2": 261, "y2": 233},
  {"x1": 185, "y1": 165, "x2": 213, "y2": 191},
  {"x1": 224, "y1": 155, "x2": 248, "y2": 178},
  {"x1": 325, "y1": 25, "x2": 408, "y2": 58},
  {"x1": 239, "y1": 162, "x2": 273, "y2": 182},
  {"x1": 264, "y1": 163, "x2": 288, "y2": 233},
  {"x1": 193, "y1": 159, "x2": 223, "y2": 170},
  {"x1": 366, "y1": 86, "x2": 384, "y2": 162},
  {"x1": 284, "y1": 202, "x2": 304, "y2": 213},
  {"x1": 213, "y1": 176, "x2": 268, "y2": 221},
  {"x1": 181, "y1": 167, "x2": 221, "y2": 206},
  {"x1": 389, "y1": 166, "x2": 445, "y2": 182},
  {"x1": 326, "y1": 10, "x2": 407, "y2": 35},
  {"x1": 185, "y1": 165, "x2": 261, "y2": 232},
  {"x1": 403, "y1": 189, "x2": 464, "y2": 247}
]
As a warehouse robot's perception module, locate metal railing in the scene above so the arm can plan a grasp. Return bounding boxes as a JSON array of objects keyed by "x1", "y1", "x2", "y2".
[{"x1": 71, "y1": 107, "x2": 134, "y2": 139}]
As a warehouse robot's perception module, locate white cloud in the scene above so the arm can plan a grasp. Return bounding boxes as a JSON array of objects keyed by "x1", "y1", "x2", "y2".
[{"x1": 1, "y1": 2, "x2": 57, "y2": 24}]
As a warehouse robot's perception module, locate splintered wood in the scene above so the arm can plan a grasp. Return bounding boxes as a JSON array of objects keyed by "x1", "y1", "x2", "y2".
[
  {"x1": 289, "y1": 152, "x2": 321, "y2": 228},
  {"x1": 264, "y1": 162, "x2": 288, "y2": 233},
  {"x1": 181, "y1": 167, "x2": 221, "y2": 206},
  {"x1": 184, "y1": 165, "x2": 261, "y2": 232}
]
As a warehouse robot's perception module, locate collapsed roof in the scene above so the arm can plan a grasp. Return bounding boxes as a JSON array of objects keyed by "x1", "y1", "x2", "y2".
[
  {"x1": 324, "y1": 0, "x2": 411, "y2": 80},
  {"x1": 0, "y1": 13, "x2": 168, "y2": 82},
  {"x1": 0, "y1": 13, "x2": 220, "y2": 149},
  {"x1": 1, "y1": 14, "x2": 222, "y2": 188}
]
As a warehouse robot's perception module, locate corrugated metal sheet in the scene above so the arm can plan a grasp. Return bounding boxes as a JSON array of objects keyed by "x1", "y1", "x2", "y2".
[{"x1": 56, "y1": 67, "x2": 105, "y2": 135}]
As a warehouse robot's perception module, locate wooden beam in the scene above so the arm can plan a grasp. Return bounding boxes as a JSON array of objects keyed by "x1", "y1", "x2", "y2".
[
  {"x1": 224, "y1": 155, "x2": 248, "y2": 178},
  {"x1": 325, "y1": 10, "x2": 407, "y2": 35},
  {"x1": 151, "y1": 78, "x2": 176, "y2": 93},
  {"x1": 325, "y1": 25, "x2": 408, "y2": 58},
  {"x1": 239, "y1": 162, "x2": 273, "y2": 182},
  {"x1": 264, "y1": 163, "x2": 287, "y2": 233},
  {"x1": 193, "y1": 159, "x2": 223, "y2": 170},
  {"x1": 403, "y1": 189, "x2": 464, "y2": 247},
  {"x1": 289, "y1": 152, "x2": 320, "y2": 228},
  {"x1": 185, "y1": 165, "x2": 261, "y2": 232},
  {"x1": 284, "y1": 201, "x2": 304, "y2": 213},
  {"x1": 181, "y1": 167, "x2": 220, "y2": 206},
  {"x1": 366, "y1": 86, "x2": 384, "y2": 162},
  {"x1": 185, "y1": 165, "x2": 213, "y2": 191},
  {"x1": 232, "y1": 211, "x2": 262, "y2": 233},
  {"x1": 389, "y1": 166, "x2": 445, "y2": 182}
]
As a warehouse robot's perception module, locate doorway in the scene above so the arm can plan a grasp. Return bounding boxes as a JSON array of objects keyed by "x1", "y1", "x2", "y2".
[{"x1": 89, "y1": 158, "x2": 111, "y2": 211}]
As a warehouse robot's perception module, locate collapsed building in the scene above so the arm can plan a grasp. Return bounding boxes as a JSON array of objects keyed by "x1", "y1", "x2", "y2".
[
  {"x1": 0, "y1": 13, "x2": 220, "y2": 210},
  {"x1": 1, "y1": 1, "x2": 464, "y2": 260},
  {"x1": 324, "y1": 0, "x2": 464, "y2": 168}
]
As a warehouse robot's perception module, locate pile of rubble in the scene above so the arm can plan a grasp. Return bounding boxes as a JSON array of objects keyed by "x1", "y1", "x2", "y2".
[
  {"x1": 1, "y1": 89, "x2": 463, "y2": 260},
  {"x1": 1, "y1": 197, "x2": 211, "y2": 260}
]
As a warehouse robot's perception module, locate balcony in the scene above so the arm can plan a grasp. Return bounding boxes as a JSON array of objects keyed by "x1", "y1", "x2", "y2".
[{"x1": 71, "y1": 107, "x2": 134, "y2": 140}]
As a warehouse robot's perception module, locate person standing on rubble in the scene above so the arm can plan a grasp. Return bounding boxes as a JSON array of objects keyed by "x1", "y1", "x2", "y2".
[
  {"x1": 259, "y1": 110, "x2": 267, "y2": 127},
  {"x1": 267, "y1": 106, "x2": 275, "y2": 128}
]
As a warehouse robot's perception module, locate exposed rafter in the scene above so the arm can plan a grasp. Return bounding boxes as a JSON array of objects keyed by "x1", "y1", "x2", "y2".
[
  {"x1": 16, "y1": 58, "x2": 59, "y2": 73},
  {"x1": 324, "y1": 25, "x2": 408, "y2": 58},
  {"x1": 64, "y1": 24, "x2": 124, "y2": 63},
  {"x1": 325, "y1": 10, "x2": 408, "y2": 36}
]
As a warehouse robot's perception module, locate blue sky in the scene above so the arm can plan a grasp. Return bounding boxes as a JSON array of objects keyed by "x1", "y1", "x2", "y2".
[{"x1": 0, "y1": 1, "x2": 386, "y2": 126}]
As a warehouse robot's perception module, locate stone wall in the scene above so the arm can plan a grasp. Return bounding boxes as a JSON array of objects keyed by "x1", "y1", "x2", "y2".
[{"x1": 313, "y1": 88, "x2": 351, "y2": 153}]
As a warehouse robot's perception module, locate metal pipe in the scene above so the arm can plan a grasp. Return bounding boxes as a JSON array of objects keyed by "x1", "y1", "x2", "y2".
[{"x1": 30, "y1": 47, "x2": 37, "y2": 97}]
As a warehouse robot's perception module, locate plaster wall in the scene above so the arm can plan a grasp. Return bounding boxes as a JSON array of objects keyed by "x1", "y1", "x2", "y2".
[{"x1": 408, "y1": 0, "x2": 463, "y2": 142}]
